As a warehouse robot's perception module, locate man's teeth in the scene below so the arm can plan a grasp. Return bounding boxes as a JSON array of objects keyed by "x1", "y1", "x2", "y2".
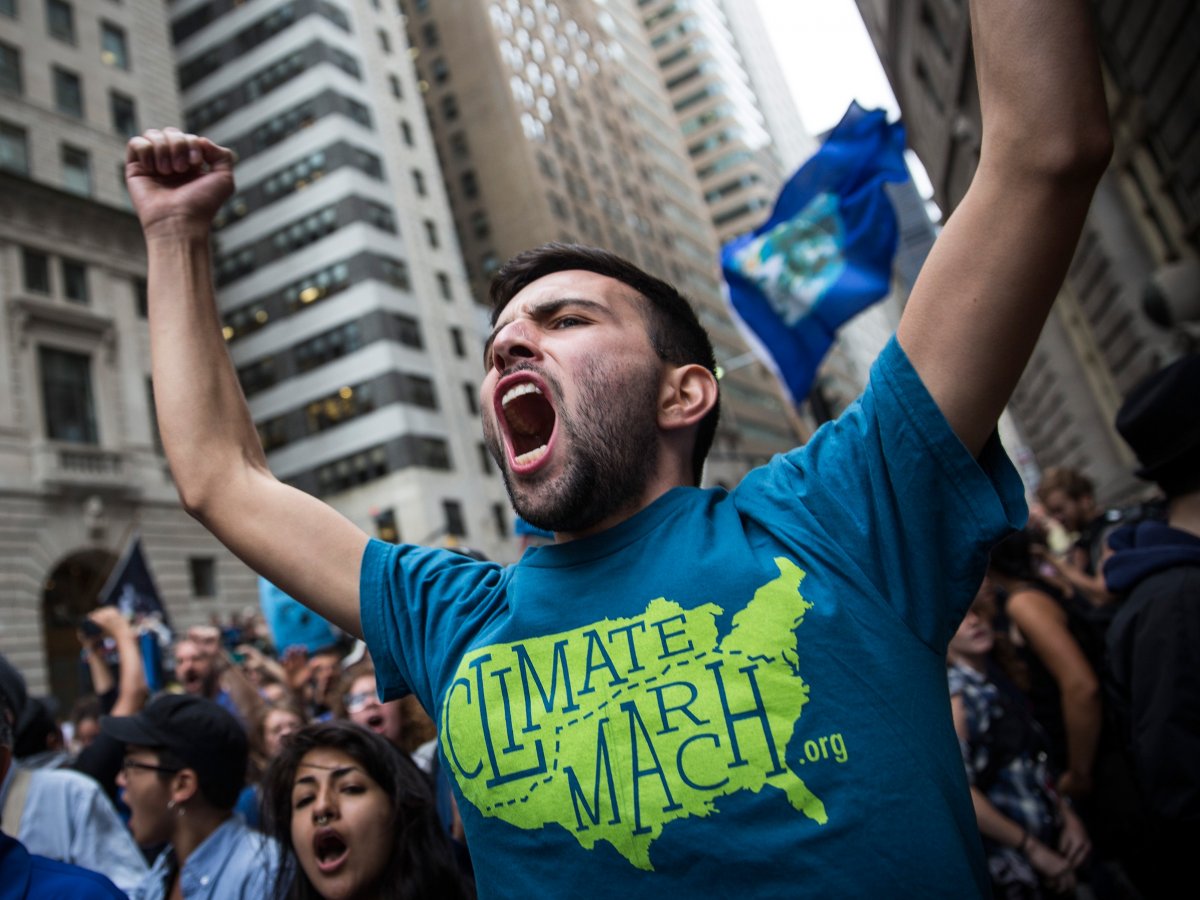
[
  {"x1": 502, "y1": 383, "x2": 541, "y2": 406},
  {"x1": 515, "y1": 445, "x2": 548, "y2": 466}
]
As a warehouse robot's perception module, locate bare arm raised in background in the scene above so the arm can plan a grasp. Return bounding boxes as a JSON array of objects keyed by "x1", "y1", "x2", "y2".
[
  {"x1": 126, "y1": 130, "x2": 368, "y2": 637},
  {"x1": 896, "y1": 0, "x2": 1112, "y2": 455}
]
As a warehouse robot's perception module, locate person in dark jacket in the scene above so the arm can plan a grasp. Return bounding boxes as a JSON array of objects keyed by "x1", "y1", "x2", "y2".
[{"x1": 1103, "y1": 352, "x2": 1200, "y2": 898}]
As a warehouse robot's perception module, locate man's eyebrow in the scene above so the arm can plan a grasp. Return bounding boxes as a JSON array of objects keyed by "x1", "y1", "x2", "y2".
[{"x1": 483, "y1": 297, "x2": 611, "y2": 366}]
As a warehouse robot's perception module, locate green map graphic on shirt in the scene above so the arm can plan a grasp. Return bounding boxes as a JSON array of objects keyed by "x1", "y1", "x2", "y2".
[{"x1": 439, "y1": 557, "x2": 828, "y2": 870}]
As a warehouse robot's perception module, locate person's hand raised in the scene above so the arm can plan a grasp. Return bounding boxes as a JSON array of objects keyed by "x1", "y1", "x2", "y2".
[{"x1": 125, "y1": 127, "x2": 235, "y2": 239}]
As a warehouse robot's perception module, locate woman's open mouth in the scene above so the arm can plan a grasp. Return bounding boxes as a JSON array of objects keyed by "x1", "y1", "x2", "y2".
[
  {"x1": 313, "y1": 829, "x2": 349, "y2": 874},
  {"x1": 498, "y1": 375, "x2": 558, "y2": 471}
]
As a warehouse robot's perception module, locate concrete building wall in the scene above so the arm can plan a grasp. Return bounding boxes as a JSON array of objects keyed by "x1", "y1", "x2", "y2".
[{"x1": 854, "y1": 0, "x2": 1197, "y2": 506}]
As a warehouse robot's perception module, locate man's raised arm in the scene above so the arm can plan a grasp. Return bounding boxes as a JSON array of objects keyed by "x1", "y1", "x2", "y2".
[
  {"x1": 895, "y1": 0, "x2": 1113, "y2": 456},
  {"x1": 127, "y1": 128, "x2": 368, "y2": 637}
]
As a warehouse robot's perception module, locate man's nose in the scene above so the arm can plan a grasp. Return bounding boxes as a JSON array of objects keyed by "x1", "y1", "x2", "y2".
[{"x1": 491, "y1": 320, "x2": 539, "y2": 372}]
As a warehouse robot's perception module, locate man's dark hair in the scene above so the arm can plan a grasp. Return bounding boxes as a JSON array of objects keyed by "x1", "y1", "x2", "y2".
[{"x1": 489, "y1": 243, "x2": 720, "y2": 486}]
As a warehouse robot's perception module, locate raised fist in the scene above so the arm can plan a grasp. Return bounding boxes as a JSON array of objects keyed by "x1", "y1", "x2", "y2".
[{"x1": 125, "y1": 127, "x2": 236, "y2": 238}]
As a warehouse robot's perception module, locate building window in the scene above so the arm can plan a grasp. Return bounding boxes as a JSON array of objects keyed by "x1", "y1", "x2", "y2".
[
  {"x1": 61, "y1": 144, "x2": 90, "y2": 195},
  {"x1": 0, "y1": 41, "x2": 22, "y2": 94},
  {"x1": 400, "y1": 118, "x2": 414, "y2": 146},
  {"x1": 101, "y1": 21, "x2": 129, "y2": 69},
  {"x1": 442, "y1": 500, "x2": 465, "y2": 537},
  {"x1": 436, "y1": 272, "x2": 452, "y2": 300},
  {"x1": 492, "y1": 503, "x2": 509, "y2": 538},
  {"x1": 378, "y1": 28, "x2": 391, "y2": 54},
  {"x1": 423, "y1": 219, "x2": 439, "y2": 248},
  {"x1": 463, "y1": 383, "x2": 478, "y2": 415},
  {"x1": 39, "y1": 346, "x2": 98, "y2": 444},
  {"x1": 46, "y1": 0, "x2": 75, "y2": 44},
  {"x1": 0, "y1": 0, "x2": 15, "y2": 19},
  {"x1": 431, "y1": 57, "x2": 449, "y2": 84},
  {"x1": 372, "y1": 508, "x2": 399, "y2": 543},
  {"x1": 53, "y1": 67, "x2": 83, "y2": 117},
  {"x1": 449, "y1": 326, "x2": 465, "y2": 358},
  {"x1": 441, "y1": 94, "x2": 458, "y2": 121},
  {"x1": 449, "y1": 131, "x2": 468, "y2": 158},
  {"x1": 412, "y1": 168, "x2": 426, "y2": 196},
  {"x1": 22, "y1": 247, "x2": 51, "y2": 293},
  {"x1": 188, "y1": 557, "x2": 216, "y2": 597},
  {"x1": 461, "y1": 170, "x2": 479, "y2": 199},
  {"x1": 110, "y1": 90, "x2": 137, "y2": 137},
  {"x1": 388, "y1": 74, "x2": 402, "y2": 98},
  {"x1": 0, "y1": 120, "x2": 28, "y2": 174},
  {"x1": 61, "y1": 258, "x2": 87, "y2": 303},
  {"x1": 422, "y1": 22, "x2": 438, "y2": 47},
  {"x1": 134, "y1": 276, "x2": 148, "y2": 317},
  {"x1": 477, "y1": 442, "x2": 493, "y2": 474},
  {"x1": 470, "y1": 210, "x2": 489, "y2": 239}
]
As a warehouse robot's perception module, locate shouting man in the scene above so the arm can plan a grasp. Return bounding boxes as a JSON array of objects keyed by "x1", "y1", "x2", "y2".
[{"x1": 125, "y1": 0, "x2": 1111, "y2": 895}]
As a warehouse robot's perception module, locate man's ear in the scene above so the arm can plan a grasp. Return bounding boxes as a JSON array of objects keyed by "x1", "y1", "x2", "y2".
[
  {"x1": 658, "y1": 364, "x2": 718, "y2": 432},
  {"x1": 172, "y1": 768, "x2": 201, "y2": 806}
]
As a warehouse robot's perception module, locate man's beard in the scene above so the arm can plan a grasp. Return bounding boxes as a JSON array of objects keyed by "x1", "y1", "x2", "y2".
[{"x1": 485, "y1": 365, "x2": 661, "y2": 535}]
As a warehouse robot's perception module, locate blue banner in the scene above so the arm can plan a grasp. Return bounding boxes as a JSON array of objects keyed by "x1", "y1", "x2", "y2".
[
  {"x1": 258, "y1": 577, "x2": 340, "y2": 654},
  {"x1": 720, "y1": 102, "x2": 909, "y2": 404}
]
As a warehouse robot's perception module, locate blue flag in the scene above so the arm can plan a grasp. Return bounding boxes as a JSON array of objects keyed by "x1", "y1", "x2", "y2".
[{"x1": 720, "y1": 102, "x2": 909, "y2": 404}]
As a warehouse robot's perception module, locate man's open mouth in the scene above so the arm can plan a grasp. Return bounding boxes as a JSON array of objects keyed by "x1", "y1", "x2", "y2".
[{"x1": 499, "y1": 377, "x2": 557, "y2": 469}]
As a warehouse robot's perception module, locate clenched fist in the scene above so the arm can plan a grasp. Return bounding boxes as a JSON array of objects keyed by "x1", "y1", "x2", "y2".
[{"x1": 125, "y1": 127, "x2": 236, "y2": 239}]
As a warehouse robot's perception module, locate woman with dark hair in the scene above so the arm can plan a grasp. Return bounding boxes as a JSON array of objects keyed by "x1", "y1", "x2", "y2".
[
  {"x1": 261, "y1": 721, "x2": 472, "y2": 900},
  {"x1": 987, "y1": 529, "x2": 1103, "y2": 802}
]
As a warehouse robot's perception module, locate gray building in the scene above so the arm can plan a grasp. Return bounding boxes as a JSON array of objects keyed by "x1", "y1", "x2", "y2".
[
  {"x1": 0, "y1": 0, "x2": 260, "y2": 702},
  {"x1": 399, "y1": 0, "x2": 806, "y2": 486},
  {"x1": 171, "y1": 0, "x2": 514, "y2": 560},
  {"x1": 855, "y1": 0, "x2": 1199, "y2": 505}
]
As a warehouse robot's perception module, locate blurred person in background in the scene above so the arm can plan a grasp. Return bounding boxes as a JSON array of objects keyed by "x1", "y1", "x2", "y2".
[
  {"x1": 261, "y1": 720, "x2": 472, "y2": 900},
  {"x1": 948, "y1": 588, "x2": 1091, "y2": 898},
  {"x1": 1, "y1": 677, "x2": 127, "y2": 899},
  {"x1": 0, "y1": 654, "x2": 148, "y2": 892},
  {"x1": 1036, "y1": 468, "x2": 1114, "y2": 607},
  {"x1": 103, "y1": 693, "x2": 282, "y2": 898},
  {"x1": 236, "y1": 700, "x2": 307, "y2": 830},
  {"x1": 1103, "y1": 352, "x2": 1200, "y2": 898}
]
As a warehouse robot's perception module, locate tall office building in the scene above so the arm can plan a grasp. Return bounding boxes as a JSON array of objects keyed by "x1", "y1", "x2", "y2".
[
  {"x1": 855, "y1": 0, "x2": 1198, "y2": 504},
  {"x1": 170, "y1": 0, "x2": 515, "y2": 563},
  {"x1": 0, "y1": 0, "x2": 260, "y2": 700},
  {"x1": 639, "y1": 0, "x2": 790, "y2": 244},
  {"x1": 400, "y1": 0, "x2": 806, "y2": 487}
]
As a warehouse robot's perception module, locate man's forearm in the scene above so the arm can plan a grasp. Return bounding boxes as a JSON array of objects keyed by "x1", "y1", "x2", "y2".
[{"x1": 147, "y1": 231, "x2": 269, "y2": 516}]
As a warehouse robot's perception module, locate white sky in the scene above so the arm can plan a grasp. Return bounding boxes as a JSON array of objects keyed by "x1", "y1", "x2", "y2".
[
  {"x1": 751, "y1": 0, "x2": 936, "y2": 206},
  {"x1": 751, "y1": 0, "x2": 898, "y2": 135}
]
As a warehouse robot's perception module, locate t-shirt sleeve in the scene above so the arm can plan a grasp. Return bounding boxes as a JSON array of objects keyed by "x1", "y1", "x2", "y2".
[
  {"x1": 740, "y1": 336, "x2": 1026, "y2": 650},
  {"x1": 360, "y1": 539, "x2": 507, "y2": 710}
]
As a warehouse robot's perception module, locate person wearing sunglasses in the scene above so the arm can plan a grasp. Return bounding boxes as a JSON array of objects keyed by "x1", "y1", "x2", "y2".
[{"x1": 102, "y1": 694, "x2": 284, "y2": 898}]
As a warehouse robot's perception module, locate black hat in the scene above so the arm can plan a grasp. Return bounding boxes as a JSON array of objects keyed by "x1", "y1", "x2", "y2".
[
  {"x1": 1115, "y1": 353, "x2": 1200, "y2": 495},
  {"x1": 101, "y1": 694, "x2": 248, "y2": 809}
]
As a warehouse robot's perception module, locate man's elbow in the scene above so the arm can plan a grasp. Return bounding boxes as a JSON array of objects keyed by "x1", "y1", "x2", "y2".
[{"x1": 1026, "y1": 121, "x2": 1114, "y2": 185}]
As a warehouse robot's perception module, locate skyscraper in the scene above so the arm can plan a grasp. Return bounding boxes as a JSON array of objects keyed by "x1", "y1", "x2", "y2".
[
  {"x1": 400, "y1": 0, "x2": 807, "y2": 487},
  {"x1": 855, "y1": 0, "x2": 1197, "y2": 503},
  {"x1": 0, "y1": 0, "x2": 258, "y2": 699},
  {"x1": 170, "y1": 0, "x2": 514, "y2": 558}
]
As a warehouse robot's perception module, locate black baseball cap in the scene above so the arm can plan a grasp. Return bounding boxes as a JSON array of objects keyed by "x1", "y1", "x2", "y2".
[
  {"x1": 101, "y1": 693, "x2": 248, "y2": 809},
  {"x1": 1115, "y1": 353, "x2": 1200, "y2": 495}
]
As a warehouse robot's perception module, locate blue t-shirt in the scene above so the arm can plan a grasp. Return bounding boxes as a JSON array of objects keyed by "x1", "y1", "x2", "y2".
[{"x1": 362, "y1": 338, "x2": 1025, "y2": 898}]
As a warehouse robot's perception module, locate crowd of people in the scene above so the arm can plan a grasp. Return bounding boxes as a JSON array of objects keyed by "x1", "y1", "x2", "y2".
[
  {"x1": 1, "y1": 353, "x2": 1194, "y2": 899},
  {"x1": 2, "y1": 0, "x2": 1195, "y2": 895},
  {"x1": 0, "y1": 613, "x2": 476, "y2": 898}
]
